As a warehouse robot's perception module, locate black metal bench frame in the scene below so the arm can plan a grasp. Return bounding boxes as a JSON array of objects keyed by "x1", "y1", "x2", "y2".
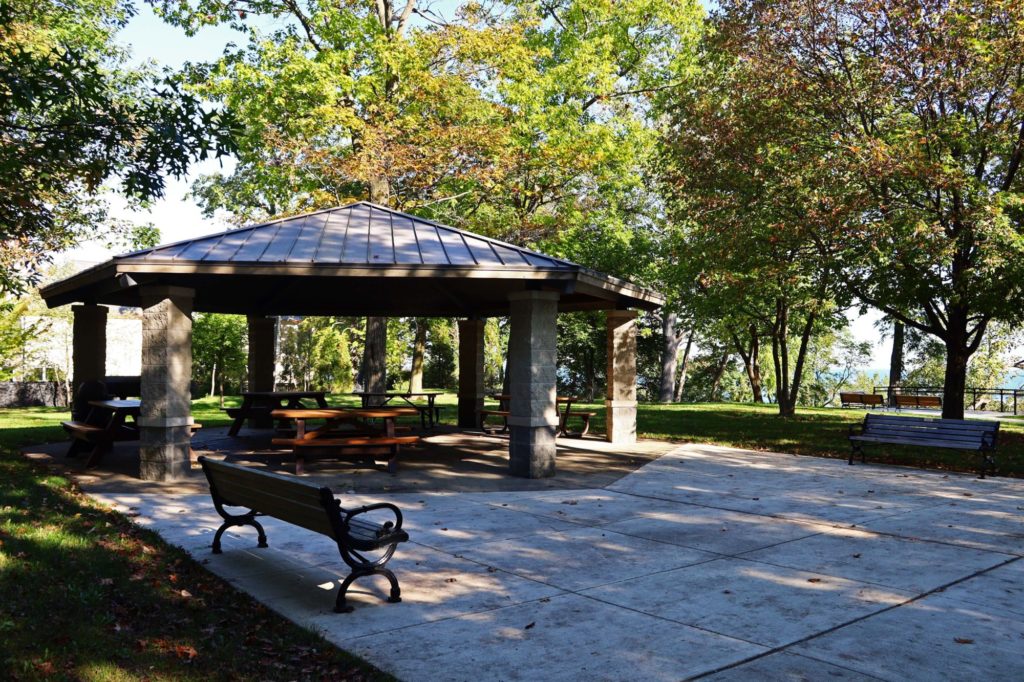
[
  {"x1": 848, "y1": 414, "x2": 999, "y2": 478},
  {"x1": 199, "y1": 457, "x2": 409, "y2": 612}
]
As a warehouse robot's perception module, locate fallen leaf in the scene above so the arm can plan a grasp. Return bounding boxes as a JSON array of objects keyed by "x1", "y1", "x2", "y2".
[
  {"x1": 445, "y1": 577, "x2": 457, "y2": 583},
  {"x1": 852, "y1": 553, "x2": 862, "y2": 559},
  {"x1": 524, "y1": 622, "x2": 535, "y2": 630},
  {"x1": 807, "y1": 578, "x2": 824, "y2": 583},
  {"x1": 180, "y1": 589, "x2": 192, "y2": 599},
  {"x1": 954, "y1": 638, "x2": 974, "y2": 644},
  {"x1": 175, "y1": 644, "x2": 198, "y2": 660}
]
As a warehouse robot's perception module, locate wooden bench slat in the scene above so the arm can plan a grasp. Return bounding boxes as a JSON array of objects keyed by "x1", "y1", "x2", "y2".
[{"x1": 290, "y1": 436, "x2": 420, "y2": 448}]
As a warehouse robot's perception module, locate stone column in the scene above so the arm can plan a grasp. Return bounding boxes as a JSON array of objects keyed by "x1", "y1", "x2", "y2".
[
  {"x1": 507, "y1": 291, "x2": 559, "y2": 478},
  {"x1": 458, "y1": 318, "x2": 486, "y2": 429},
  {"x1": 606, "y1": 309, "x2": 638, "y2": 444},
  {"x1": 139, "y1": 286, "x2": 194, "y2": 481},
  {"x1": 247, "y1": 315, "x2": 277, "y2": 428},
  {"x1": 71, "y1": 304, "x2": 107, "y2": 415}
]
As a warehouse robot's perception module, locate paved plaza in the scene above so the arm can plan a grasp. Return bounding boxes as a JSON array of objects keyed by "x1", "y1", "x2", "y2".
[{"x1": 91, "y1": 443, "x2": 1024, "y2": 681}]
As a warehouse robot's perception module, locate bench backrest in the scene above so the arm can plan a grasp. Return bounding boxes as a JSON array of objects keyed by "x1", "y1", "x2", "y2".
[
  {"x1": 863, "y1": 414, "x2": 998, "y2": 447},
  {"x1": 199, "y1": 458, "x2": 337, "y2": 539}
]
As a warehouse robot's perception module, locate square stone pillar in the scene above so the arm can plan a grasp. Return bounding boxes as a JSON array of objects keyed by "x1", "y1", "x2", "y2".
[
  {"x1": 72, "y1": 304, "x2": 107, "y2": 415},
  {"x1": 606, "y1": 309, "x2": 638, "y2": 444},
  {"x1": 507, "y1": 291, "x2": 559, "y2": 478},
  {"x1": 139, "y1": 286, "x2": 195, "y2": 481},
  {"x1": 458, "y1": 318, "x2": 486, "y2": 429},
  {"x1": 247, "y1": 315, "x2": 277, "y2": 428}
]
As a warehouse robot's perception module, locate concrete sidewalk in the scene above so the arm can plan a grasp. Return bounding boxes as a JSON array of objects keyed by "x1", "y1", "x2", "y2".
[{"x1": 93, "y1": 444, "x2": 1024, "y2": 681}]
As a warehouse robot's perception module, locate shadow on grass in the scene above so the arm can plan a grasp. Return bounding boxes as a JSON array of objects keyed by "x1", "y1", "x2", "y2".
[{"x1": 0, "y1": 443, "x2": 390, "y2": 680}]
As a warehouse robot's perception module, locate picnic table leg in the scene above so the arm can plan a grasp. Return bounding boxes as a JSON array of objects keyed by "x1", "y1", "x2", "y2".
[{"x1": 229, "y1": 396, "x2": 251, "y2": 436}]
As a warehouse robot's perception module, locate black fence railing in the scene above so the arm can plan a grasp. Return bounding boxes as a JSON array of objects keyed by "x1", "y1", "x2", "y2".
[{"x1": 872, "y1": 385, "x2": 1024, "y2": 415}]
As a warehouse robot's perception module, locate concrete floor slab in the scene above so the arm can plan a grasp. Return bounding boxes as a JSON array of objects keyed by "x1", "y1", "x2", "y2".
[
  {"x1": 701, "y1": 651, "x2": 886, "y2": 681},
  {"x1": 738, "y1": 525, "x2": 1013, "y2": 593},
  {"x1": 227, "y1": 543, "x2": 568, "y2": 641},
  {"x1": 341, "y1": 592, "x2": 766, "y2": 682},
  {"x1": 599, "y1": 505, "x2": 819, "y2": 555},
  {"x1": 857, "y1": 500, "x2": 1024, "y2": 556},
  {"x1": 789, "y1": 588, "x2": 1024, "y2": 680},
  {"x1": 452, "y1": 526, "x2": 719, "y2": 591},
  {"x1": 583, "y1": 557, "x2": 913, "y2": 648}
]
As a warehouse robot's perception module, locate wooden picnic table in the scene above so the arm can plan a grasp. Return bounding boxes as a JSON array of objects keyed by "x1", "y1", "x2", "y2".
[
  {"x1": 226, "y1": 390, "x2": 328, "y2": 436},
  {"x1": 62, "y1": 399, "x2": 200, "y2": 468},
  {"x1": 484, "y1": 394, "x2": 595, "y2": 437},
  {"x1": 350, "y1": 391, "x2": 443, "y2": 428},
  {"x1": 269, "y1": 407, "x2": 420, "y2": 474}
]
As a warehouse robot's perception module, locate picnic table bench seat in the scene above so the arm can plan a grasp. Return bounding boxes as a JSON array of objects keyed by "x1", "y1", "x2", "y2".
[
  {"x1": 561, "y1": 410, "x2": 597, "y2": 437},
  {"x1": 199, "y1": 457, "x2": 408, "y2": 613},
  {"x1": 848, "y1": 413, "x2": 999, "y2": 478},
  {"x1": 270, "y1": 435, "x2": 420, "y2": 474},
  {"x1": 479, "y1": 409, "x2": 510, "y2": 434}
]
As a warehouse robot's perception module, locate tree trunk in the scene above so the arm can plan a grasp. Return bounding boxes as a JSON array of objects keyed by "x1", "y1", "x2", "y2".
[
  {"x1": 781, "y1": 312, "x2": 817, "y2": 417},
  {"x1": 209, "y1": 362, "x2": 217, "y2": 398},
  {"x1": 709, "y1": 351, "x2": 730, "y2": 401},
  {"x1": 361, "y1": 175, "x2": 391, "y2": 405},
  {"x1": 674, "y1": 331, "x2": 693, "y2": 402},
  {"x1": 888, "y1": 320, "x2": 904, "y2": 407},
  {"x1": 732, "y1": 325, "x2": 763, "y2": 403},
  {"x1": 658, "y1": 311, "x2": 682, "y2": 403},
  {"x1": 362, "y1": 316, "x2": 387, "y2": 405},
  {"x1": 409, "y1": 319, "x2": 426, "y2": 392},
  {"x1": 941, "y1": 311, "x2": 972, "y2": 420}
]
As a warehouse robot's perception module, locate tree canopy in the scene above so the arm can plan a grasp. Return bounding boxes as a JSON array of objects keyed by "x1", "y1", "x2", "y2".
[{"x1": 0, "y1": 0, "x2": 236, "y2": 294}]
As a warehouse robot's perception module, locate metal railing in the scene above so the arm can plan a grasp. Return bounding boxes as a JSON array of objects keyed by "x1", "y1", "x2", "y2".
[{"x1": 872, "y1": 385, "x2": 1024, "y2": 415}]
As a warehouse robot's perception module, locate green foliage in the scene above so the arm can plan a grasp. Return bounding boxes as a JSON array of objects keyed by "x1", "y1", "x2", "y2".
[
  {"x1": 191, "y1": 313, "x2": 247, "y2": 397},
  {"x1": 279, "y1": 317, "x2": 358, "y2": 392},
  {"x1": 0, "y1": 299, "x2": 41, "y2": 380},
  {"x1": 423, "y1": 318, "x2": 457, "y2": 390},
  {"x1": 0, "y1": 0, "x2": 236, "y2": 294},
  {"x1": 708, "y1": 0, "x2": 1024, "y2": 416}
]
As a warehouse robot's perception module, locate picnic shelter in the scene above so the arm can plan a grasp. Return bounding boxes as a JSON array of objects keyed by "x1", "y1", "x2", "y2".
[{"x1": 40, "y1": 202, "x2": 663, "y2": 481}]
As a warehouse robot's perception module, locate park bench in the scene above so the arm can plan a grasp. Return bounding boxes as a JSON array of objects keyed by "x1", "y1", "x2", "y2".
[
  {"x1": 848, "y1": 413, "x2": 999, "y2": 478},
  {"x1": 198, "y1": 457, "x2": 409, "y2": 613},
  {"x1": 840, "y1": 392, "x2": 884, "y2": 409},
  {"x1": 894, "y1": 394, "x2": 942, "y2": 410}
]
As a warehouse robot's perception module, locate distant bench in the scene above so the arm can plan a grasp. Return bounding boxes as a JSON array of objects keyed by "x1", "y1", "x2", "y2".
[
  {"x1": 848, "y1": 413, "x2": 999, "y2": 478},
  {"x1": 894, "y1": 394, "x2": 942, "y2": 410},
  {"x1": 840, "y1": 392, "x2": 884, "y2": 409},
  {"x1": 199, "y1": 457, "x2": 409, "y2": 613}
]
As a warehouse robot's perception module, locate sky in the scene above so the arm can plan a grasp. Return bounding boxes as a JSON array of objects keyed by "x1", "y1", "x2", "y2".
[{"x1": 64, "y1": 3, "x2": 894, "y2": 368}]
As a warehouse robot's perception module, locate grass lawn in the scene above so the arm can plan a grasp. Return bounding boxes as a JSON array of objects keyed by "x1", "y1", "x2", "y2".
[
  {"x1": 0, "y1": 405, "x2": 390, "y2": 680},
  {"x1": 2, "y1": 395, "x2": 1021, "y2": 678}
]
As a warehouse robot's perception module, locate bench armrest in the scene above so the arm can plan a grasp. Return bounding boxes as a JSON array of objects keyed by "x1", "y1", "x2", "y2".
[
  {"x1": 344, "y1": 502, "x2": 404, "y2": 532},
  {"x1": 848, "y1": 422, "x2": 864, "y2": 437}
]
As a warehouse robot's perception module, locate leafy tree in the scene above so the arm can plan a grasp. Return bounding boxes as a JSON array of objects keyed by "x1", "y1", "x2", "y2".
[
  {"x1": 0, "y1": 0, "x2": 235, "y2": 294},
  {"x1": 715, "y1": 0, "x2": 1024, "y2": 418},
  {"x1": 192, "y1": 313, "x2": 247, "y2": 403},
  {"x1": 658, "y1": 17, "x2": 851, "y2": 416},
  {"x1": 279, "y1": 317, "x2": 359, "y2": 392},
  {"x1": 0, "y1": 298, "x2": 42, "y2": 379}
]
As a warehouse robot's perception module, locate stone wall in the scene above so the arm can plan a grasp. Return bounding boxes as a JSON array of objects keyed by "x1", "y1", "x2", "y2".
[{"x1": 0, "y1": 381, "x2": 68, "y2": 408}]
